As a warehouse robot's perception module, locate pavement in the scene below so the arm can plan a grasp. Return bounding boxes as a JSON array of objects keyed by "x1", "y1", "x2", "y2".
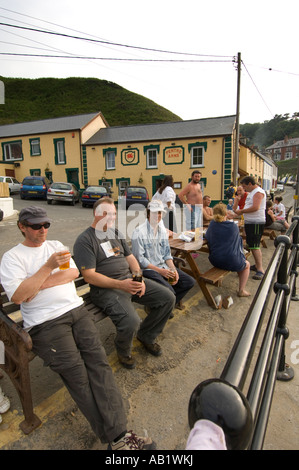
[{"x1": 0, "y1": 203, "x2": 299, "y2": 451}]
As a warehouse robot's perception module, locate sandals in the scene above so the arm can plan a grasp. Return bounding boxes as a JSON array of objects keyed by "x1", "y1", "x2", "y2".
[{"x1": 252, "y1": 271, "x2": 264, "y2": 280}]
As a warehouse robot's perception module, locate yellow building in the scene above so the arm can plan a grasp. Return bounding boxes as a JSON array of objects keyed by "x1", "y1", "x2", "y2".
[
  {"x1": 0, "y1": 112, "x2": 107, "y2": 187},
  {"x1": 84, "y1": 115, "x2": 237, "y2": 202},
  {"x1": 0, "y1": 113, "x2": 239, "y2": 203},
  {"x1": 239, "y1": 142, "x2": 264, "y2": 185}
]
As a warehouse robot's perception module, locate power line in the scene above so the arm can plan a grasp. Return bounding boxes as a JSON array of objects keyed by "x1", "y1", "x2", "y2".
[
  {"x1": 0, "y1": 21, "x2": 233, "y2": 59},
  {"x1": 0, "y1": 52, "x2": 232, "y2": 62},
  {"x1": 242, "y1": 60, "x2": 274, "y2": 118}
]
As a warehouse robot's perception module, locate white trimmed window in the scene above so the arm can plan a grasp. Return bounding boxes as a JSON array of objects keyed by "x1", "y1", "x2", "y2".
[
  {"x1": 191, "y1": 146, "x2": 204, "y2": 167},
  {"x1": 30, "y1": 138, "x2": 41, "y2": 156},
  {"x1": 3, "y1": 141, "x2": 22, "y2": 161},
  {"x1": 54, "y1": 138, "x2": 66, "y2": 164},
  {"x1": 106, "y1": 151, "x2": 115, "y2": 170},
  {"x1": 147, "y1": 148, "x2": 157, "y2": 168}
]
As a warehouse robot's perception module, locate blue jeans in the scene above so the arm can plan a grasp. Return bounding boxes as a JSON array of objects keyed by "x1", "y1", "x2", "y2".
[
  {"x1": 184, "y1": 204, "x2": 203, "y2": 230},
  {"x1": 142, "y1": 268, "x2": 195, "y2": 304}
]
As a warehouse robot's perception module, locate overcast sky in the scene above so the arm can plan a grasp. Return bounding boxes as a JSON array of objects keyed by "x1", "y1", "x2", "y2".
[{"x1": 0, "y1": 0, "x2": 298, "y2": 125}]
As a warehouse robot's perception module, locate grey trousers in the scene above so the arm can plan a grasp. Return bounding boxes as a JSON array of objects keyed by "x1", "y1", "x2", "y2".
[
  {"x1": 90, "y1": 278, "x2": 176, "y2": 357},
  {"x1": 30, "y1": 304, "x2": 127, "y2": 444}
]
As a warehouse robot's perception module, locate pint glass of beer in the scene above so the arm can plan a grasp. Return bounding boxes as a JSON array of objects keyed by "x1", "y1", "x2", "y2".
[
  {"x1": 168, "y1": 268, "x2": 176, "y2": 285},
  {"x1": 58, "y1": 245, "x2": 70, "y2": 270},
  {"x1": 132, "y1": 270, "x2": 143, "y2": 283}
]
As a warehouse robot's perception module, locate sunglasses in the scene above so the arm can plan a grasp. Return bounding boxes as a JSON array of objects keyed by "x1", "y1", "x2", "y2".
[{"x1": 27, "y1": 222, "x2": 51, "y2": 230}]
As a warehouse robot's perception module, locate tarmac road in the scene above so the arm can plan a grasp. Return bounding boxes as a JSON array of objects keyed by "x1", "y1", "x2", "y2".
[{"x1": 0, "y1": 194, "x2": 298, "y2": 451}]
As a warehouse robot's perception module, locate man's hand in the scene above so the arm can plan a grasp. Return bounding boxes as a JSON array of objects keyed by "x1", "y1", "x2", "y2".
[
  {"x1": 44, "y1": 251, "x2": 71, "y2": 271},
  {"x1": 121, "y1": 278, "x2": 146, "y2": 297},
  {"x1": 159, "y1": 267, "x2": 178, "y2": 285}
]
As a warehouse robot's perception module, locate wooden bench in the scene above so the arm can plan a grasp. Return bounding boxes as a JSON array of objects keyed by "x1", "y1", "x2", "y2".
[
  {"x1": 263, "y1": 228, "x2": 277, "y2": 240},
  {"x1": 198, "y1": 266, "x2": 231, "y2": 286},
  {"x1": 0, "y1": 276, "x2": 107, "y2": 435}
]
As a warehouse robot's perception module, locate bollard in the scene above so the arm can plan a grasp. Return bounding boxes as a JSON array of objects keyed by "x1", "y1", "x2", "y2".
[{"x1": 188, "y1": 379, "x2": 253, "y2": 450}]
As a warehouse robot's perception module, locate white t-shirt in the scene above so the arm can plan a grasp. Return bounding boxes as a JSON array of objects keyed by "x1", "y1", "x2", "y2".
[
  {"x1": 0, "y1": 240, "x2": 83, "y2": 330},
  {"x1": 243, "y1": 186, "x2": 266, "y2": 224},
  {"x1": 152, "y1": 186, "x2": 176, "y2": 211},
  {"x1": 273, "y1": 202, "x2": 285, "y2": 219}
]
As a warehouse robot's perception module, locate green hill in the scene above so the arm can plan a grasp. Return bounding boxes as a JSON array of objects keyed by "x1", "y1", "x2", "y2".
[
  {"x1": 0, "y1": 76, "x2": 181, "y2": 126},
  {"x1": 240, "y1": 113, "x2": 299, "y2": 150}
]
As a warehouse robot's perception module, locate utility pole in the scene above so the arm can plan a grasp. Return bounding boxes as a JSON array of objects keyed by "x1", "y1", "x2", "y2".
[{"x1": 234, "y1": 52, "x2": 241, "y2": 186}]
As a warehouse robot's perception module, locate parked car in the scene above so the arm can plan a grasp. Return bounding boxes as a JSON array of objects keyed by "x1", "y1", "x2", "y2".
[
  {"x1": 124, "y1": 186, "x2": 149, "y2": 209},
  {"x1": 0, "y1": 208, "x2": 3, "y2": 222},
  {"x1": 0, "y1": 176, "x2": 21, "y2": 194},
  {"x1": 81, "y1": 185, "x2": 109, "y2": 207},
  {"x1": 276, "y1": 183, "x2": 284, "y2": 191},
  {"x1": 20, "y1": 176, "x2": 50, "y2": 200},
  {"x1": 47, "y1": 182, "x2": 79, "y2": 206}
]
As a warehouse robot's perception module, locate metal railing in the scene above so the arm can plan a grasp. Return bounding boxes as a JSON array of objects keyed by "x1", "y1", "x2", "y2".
[{"x1": 188, "y1": 210, "x2": 299, "y2": 450}]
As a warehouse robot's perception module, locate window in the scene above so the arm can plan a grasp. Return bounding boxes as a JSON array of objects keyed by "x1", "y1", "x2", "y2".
[
  {"x1": 30, "y1": 138, "x2": 41, "y2": 156},
  {"x1": 191, "y1": 146, "x2": 204, "y2": 167},
  {"x1": 54, "y1": 138, "x2": 66, "y2": 164},
  {"x1": 118, "y1": 179, "x2": 129, "y2": 196},
  {"x1": 147, "y1": 148, "x2": 157, "y2": 168},
  {"x1": 106, "y1": 151, "x2": 115, "y2": 170},
  {"x1": 2, "y1": 141, "x2": 23, "y2": 161}
]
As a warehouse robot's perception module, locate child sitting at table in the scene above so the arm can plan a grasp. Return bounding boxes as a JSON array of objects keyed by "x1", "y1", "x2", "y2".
[
  {"x1": 272, "y1": 196, "x2": 289, "y2": 230},
  {"x1": 205, "y1": 203, "x2": 251, "y2": 297}
]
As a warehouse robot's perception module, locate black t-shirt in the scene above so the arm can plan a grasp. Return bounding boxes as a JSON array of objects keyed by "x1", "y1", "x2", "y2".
[{"x1": 73, "y1": 227, "x2": 132, "y2": 284}]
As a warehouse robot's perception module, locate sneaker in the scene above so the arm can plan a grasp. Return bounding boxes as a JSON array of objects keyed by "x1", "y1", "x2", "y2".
[
  {"x1": 0, "y1": 387, "x2": 10, "y2": 414},
  {"x1": 108, "y1": 430, "x2": 156, "y2": 450},
  {"x1": 117, "y1": 354, "x2": 136, "y2": 369}
]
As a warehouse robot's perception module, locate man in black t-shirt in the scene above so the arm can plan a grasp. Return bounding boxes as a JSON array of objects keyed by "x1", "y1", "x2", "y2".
[{"x1": 74, "y1": 197, "x2": 175, "y2": 370}]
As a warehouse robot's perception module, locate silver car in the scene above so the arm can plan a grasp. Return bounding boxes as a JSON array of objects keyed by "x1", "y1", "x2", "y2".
[
  {"x1": 47, "y1": 182, "x2": 79, "y2": 206},
  {"x1": 0, "y1": 176, "x2": 21, "y2": 194}
]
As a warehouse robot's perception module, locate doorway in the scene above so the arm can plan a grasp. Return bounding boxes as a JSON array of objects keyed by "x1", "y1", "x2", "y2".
[{"x1": 65, "y1": 168, "x2": 79, "y2": 189}]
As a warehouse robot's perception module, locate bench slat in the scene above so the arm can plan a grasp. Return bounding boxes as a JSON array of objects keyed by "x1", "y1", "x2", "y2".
[{"x1": 199, "y1": 267, "x2": 230, "y2": 285}]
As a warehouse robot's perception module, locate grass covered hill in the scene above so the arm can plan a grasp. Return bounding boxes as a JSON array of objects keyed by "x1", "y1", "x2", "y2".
[{"x1": 0, "y1": 76, "x2": 181, "y2": 127}]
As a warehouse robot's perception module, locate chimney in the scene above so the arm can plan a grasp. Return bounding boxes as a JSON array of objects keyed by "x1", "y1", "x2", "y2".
[{"x1": 284, "y1": 135, "x2": 288, "y2": 144}]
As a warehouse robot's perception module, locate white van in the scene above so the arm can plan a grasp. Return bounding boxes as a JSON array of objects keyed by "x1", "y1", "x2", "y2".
[{"x1": 0, "y1": 176, "x2": 21, "y2": 194}]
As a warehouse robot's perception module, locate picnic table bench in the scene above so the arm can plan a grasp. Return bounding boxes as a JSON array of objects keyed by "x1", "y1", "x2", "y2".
[
  {"x1": 169, "y1": 237, "x2": 232, "y2": 309},
  {"x1": 0, "y1": 275, "x2": 107, "y2": 435}
]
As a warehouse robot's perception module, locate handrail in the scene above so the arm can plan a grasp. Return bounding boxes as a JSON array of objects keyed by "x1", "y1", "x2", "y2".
[{"x1": 188, "y1": 209, "x2": 299, "y2": 450}]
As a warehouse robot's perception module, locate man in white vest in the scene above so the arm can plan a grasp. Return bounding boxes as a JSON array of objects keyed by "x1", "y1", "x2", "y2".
[{"x1": 234, "y1": 177, "x2": 266, "y2": 280}]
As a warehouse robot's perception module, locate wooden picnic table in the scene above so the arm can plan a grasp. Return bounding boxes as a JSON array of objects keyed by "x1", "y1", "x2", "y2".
[{"x1": 169, "y1": 235, "x2": 230, "y2": 310}]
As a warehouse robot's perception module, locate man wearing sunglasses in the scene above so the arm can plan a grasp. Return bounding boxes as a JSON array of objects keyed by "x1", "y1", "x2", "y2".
[{"x1": 0, "y1": 206, "x2": 156, "y2": 450}]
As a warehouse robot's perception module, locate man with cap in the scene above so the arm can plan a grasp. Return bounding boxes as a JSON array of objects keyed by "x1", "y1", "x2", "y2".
[
  {"x1": 73, "y1": 197, "x2": 175, "y2": 370},
  {"x1": 0, "y1": 206, "x2": 156, "y2": 450},
  {"x1": 131, "y1": 200, "x2": 195, "y2": 310}
]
